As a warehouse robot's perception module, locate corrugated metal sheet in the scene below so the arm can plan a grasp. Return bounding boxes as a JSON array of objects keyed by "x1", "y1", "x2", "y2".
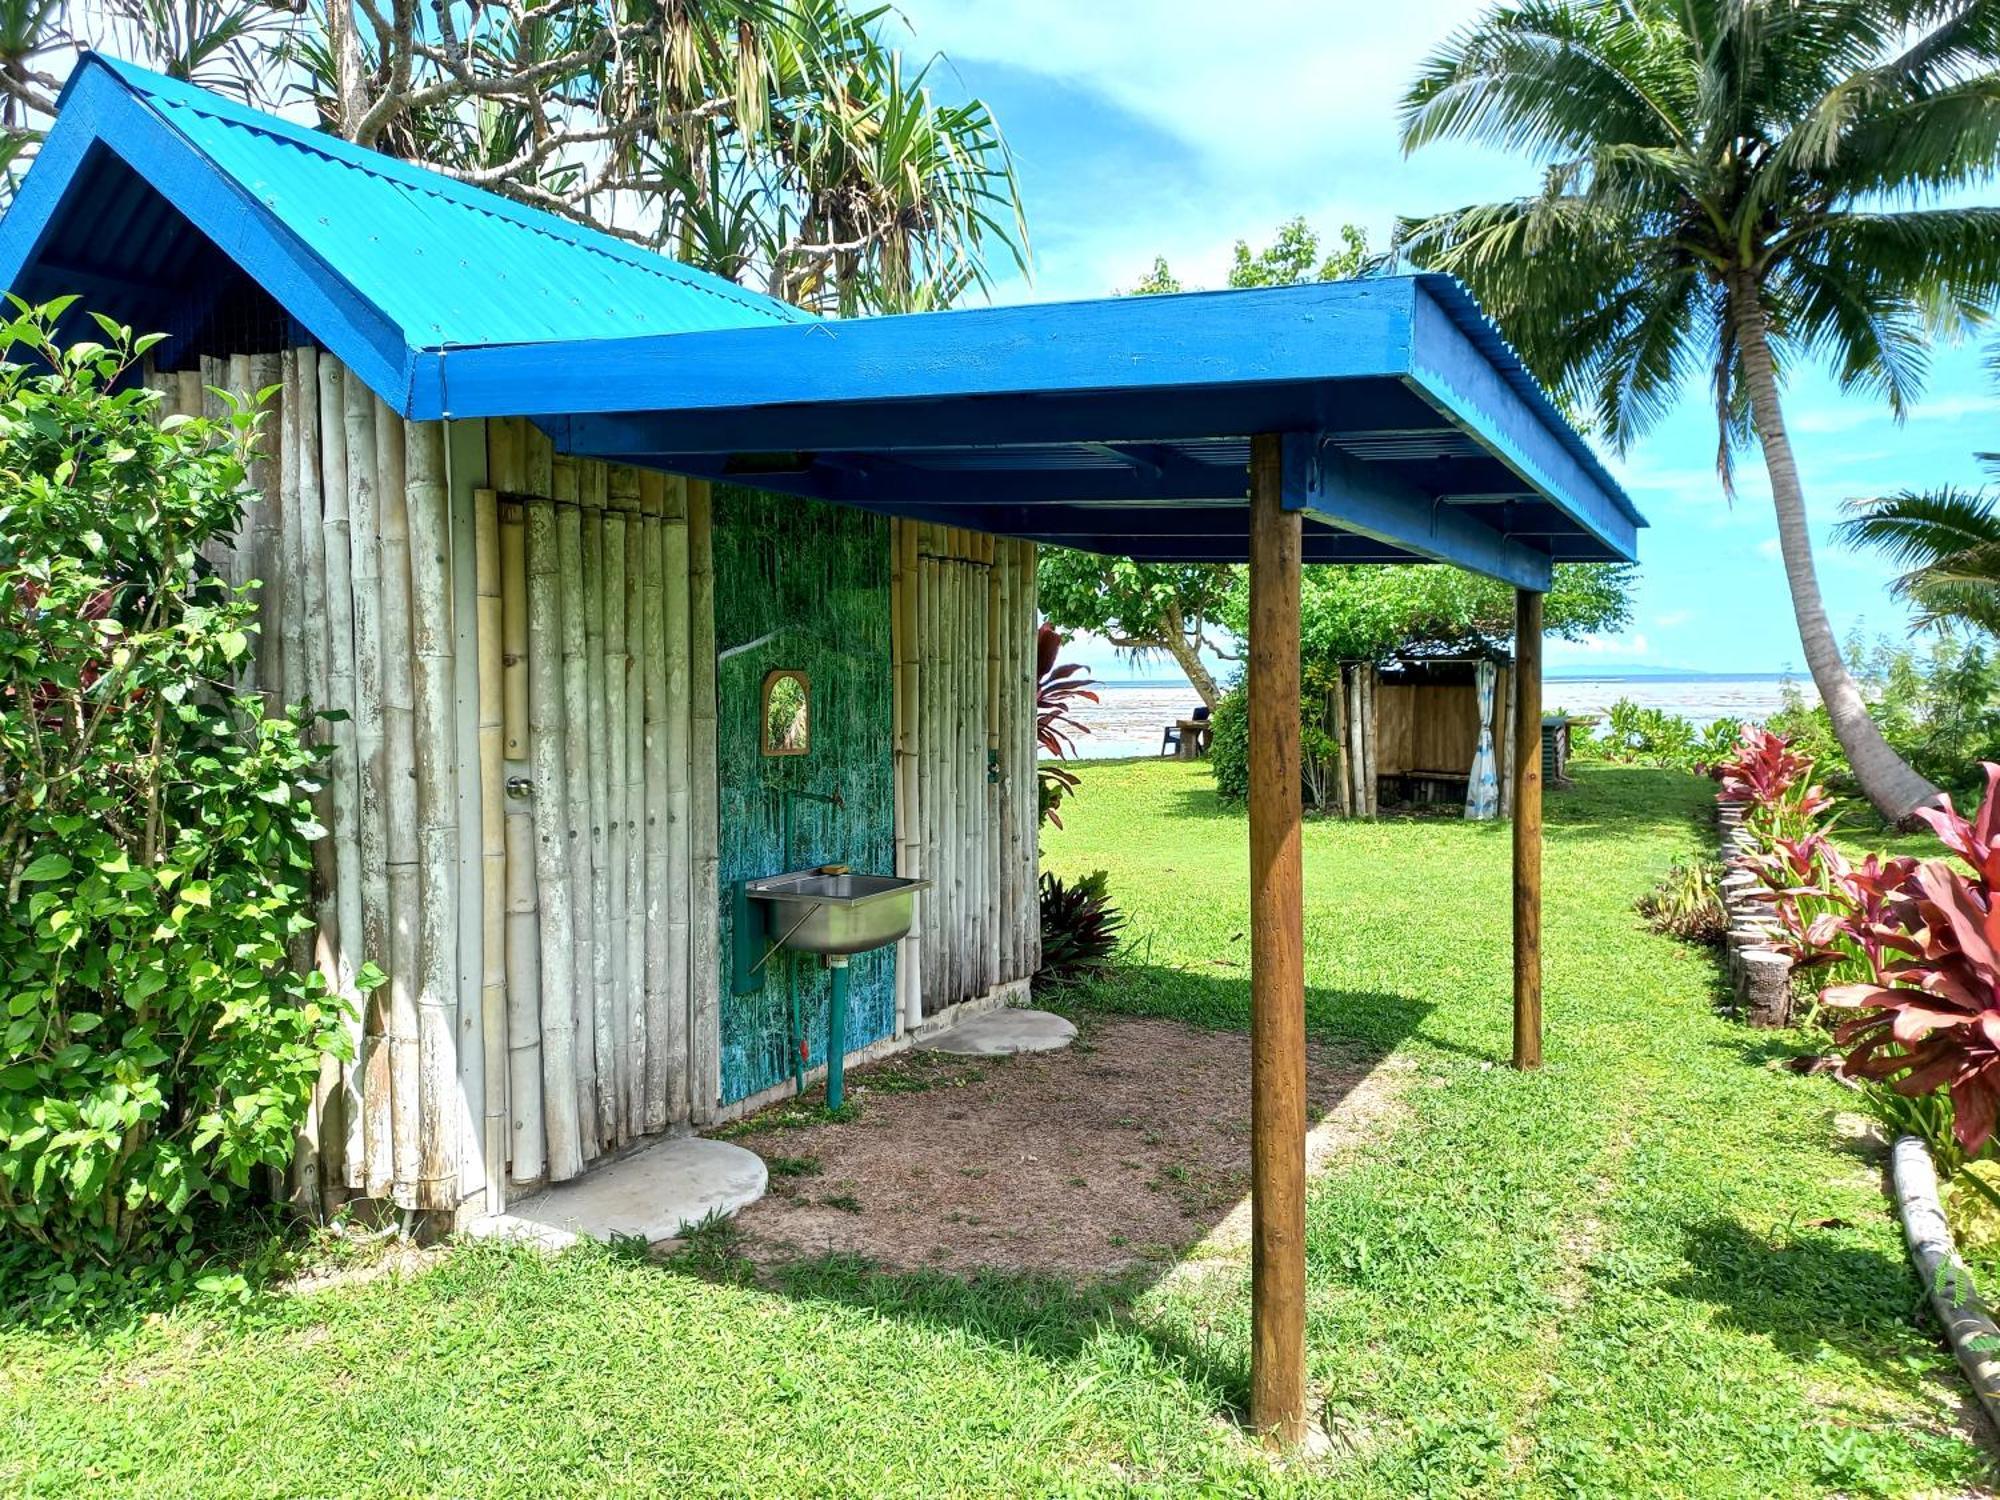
[{"x1": 90, "y1": 55, "x2": 810, "y2": 349}]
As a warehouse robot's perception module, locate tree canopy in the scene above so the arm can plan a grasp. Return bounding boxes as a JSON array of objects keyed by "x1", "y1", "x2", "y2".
[
  {"x1": 6, "y1": 1, "x2": 1026, "y2": 317},
  {"x1": 1222, "y1": 561, "x2": 1636, "y2": 665}
]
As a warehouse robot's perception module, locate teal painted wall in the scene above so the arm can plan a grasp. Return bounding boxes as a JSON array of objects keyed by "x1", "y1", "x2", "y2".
[{"x1": 712, "y1": 486, "x2": 895, "y2": 1105}]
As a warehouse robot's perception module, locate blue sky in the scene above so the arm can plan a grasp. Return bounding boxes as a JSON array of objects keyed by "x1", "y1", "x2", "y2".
[{"x1": 889, "y1": 1, "x2": 1999, "y2": 681}]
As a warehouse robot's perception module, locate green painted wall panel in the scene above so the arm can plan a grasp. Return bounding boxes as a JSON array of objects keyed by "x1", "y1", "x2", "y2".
[{"x1": 712, "y1": 486, "x2": 895, "y2": 1105}]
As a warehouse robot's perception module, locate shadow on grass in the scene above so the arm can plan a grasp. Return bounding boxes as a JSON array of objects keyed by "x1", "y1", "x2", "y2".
[
  {"x1": 1666, "y1": 1216, "x2": 1930, "y2": 1375},
  {"x1": 1052, "y1": 961, "x2": 1434, "y2": 1056}
]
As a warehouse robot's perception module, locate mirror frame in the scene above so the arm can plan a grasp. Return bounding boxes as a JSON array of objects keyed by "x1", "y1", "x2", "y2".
[{"x1": 760, "y1": 668, "x2": 811, "y2": 756}]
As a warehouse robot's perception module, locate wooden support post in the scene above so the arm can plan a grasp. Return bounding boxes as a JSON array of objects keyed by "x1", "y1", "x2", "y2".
[
  {"x1": 1247, "y1": 433, "x2": 1307, "y2": 1447},
  {"x1": 1513, "y1": 587, "x2": 1545, "y2": 1071}
]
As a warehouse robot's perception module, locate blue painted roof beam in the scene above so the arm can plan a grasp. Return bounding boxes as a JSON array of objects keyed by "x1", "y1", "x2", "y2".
[{"x1": 1283, "y1": 433, "x2": 1553, "y2": 592}]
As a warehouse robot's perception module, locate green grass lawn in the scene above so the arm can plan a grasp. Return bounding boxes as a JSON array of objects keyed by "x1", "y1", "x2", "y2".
[{"x1": 1, "y1": 761, "x2": 1988, "y2": 1497}]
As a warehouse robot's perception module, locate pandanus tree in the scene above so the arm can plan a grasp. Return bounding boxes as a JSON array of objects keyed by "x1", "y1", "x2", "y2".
[
  {"x1": 1399, "y1": 0, "x2": 2000, "y2": 821},
  {"x1": 2, "y1": 1, "x2": 1026, "y2": 318}
]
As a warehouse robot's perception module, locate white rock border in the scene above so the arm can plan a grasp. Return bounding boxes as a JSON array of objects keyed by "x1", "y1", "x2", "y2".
[{"x1": 1891, "y1": 1133, "x2": 2000, "y2": 1432}]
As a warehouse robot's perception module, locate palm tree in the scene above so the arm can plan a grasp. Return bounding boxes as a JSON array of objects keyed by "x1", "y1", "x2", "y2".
[
  {"x1": 1840, "y1": 481, "x2": 2000, "y2": 635},
  {"x1": 1399, "y1": 0, "x2": 2000, "y2": 820}
]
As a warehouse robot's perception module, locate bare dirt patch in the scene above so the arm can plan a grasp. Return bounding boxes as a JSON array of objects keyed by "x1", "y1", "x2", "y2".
[{"x1": 729, "y1": 1013, "x2": 1409, "y2": 1278}]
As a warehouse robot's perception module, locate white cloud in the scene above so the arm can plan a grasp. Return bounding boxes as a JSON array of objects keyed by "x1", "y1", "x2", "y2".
[
  {"x1": 1756, "y1": 537, "x2": 1782, "y2": 559},
  {"x1": 895, "y1": 1, "x2": 1488, "y2": 175},
  {"x1": 891, "y1": 0, "x2": 1527, "y2": 299},
  {"x1": 1654, "y1": 610, "x2": 1693, "y2": 628}
]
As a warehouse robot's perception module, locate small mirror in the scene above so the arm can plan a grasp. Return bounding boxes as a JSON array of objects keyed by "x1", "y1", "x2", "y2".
[{"x1": 762, "y1": 669, "x2": 810, "y2": 756}]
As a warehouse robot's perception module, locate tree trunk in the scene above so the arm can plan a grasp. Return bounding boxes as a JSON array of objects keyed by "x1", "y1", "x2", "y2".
[
  {"x1": 1728, "y1": 271, "x2": 1940, "y2": 822},
  {"x1": 1123, "y1": 601, "x2": 1222, "y2": 709}
]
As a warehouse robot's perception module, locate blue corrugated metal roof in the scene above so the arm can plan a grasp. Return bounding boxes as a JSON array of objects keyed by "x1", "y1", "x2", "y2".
[
  {"x1": 0, "y1": 57, "x2": 1642, "y2": 579},
  {"x1": 78, "y1": 55, "x2": 810, "y2": 348}
]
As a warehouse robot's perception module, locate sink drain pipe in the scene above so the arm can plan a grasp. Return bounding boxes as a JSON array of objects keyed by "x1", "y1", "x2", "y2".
[{"x1": 825, "y1": 955, "x2": 850, "y2": 1110}]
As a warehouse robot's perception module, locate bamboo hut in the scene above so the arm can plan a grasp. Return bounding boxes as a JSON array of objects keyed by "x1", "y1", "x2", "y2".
[{"x1": 4, "y1": 55, "x2": 1643, "y2": 1446}]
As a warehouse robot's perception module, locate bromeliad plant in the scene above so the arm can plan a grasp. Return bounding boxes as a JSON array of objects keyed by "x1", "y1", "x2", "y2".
[
  {"x1": 1036, "y1": 624, "x2": 1098, "y2": 829},
  {"x1": 0, "y1": 304, "x2": 349, "y2": 1282},
  {"x1": 1036, "y1": 869, "x2": 1126, "y2": 984}
]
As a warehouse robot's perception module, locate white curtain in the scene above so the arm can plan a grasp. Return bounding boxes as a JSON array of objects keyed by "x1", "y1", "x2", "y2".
[{"x1": 1465, "y1": 658, "x2": 1500, "y2": 820}]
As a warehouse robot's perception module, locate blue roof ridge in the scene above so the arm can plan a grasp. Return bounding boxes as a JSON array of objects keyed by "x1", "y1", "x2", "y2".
[{"x1": 75, "y1": 52, "x2": 811, "y2": 332}]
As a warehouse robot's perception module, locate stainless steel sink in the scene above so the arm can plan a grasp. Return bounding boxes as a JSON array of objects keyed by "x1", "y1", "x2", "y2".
[{"x1": 744, "y1": 871, "x2": 930, "y2": 957}]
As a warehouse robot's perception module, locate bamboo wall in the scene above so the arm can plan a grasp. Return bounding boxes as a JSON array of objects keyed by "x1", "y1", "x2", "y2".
[
  {"x1": 171, "y1": 355, "x2": 1037, "y2": 1217},
  {"x1": 1375, "y1": 670, "x2": 1512, "y2": 779},
  {"x1": 904, "y1": 525, "x2": 1040, "y2": 1017}
]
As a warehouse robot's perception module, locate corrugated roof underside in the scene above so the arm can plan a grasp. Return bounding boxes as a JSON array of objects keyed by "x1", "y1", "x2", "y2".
[{"x1": 143, "y1": 89, "x2": 808, "y2": 348}]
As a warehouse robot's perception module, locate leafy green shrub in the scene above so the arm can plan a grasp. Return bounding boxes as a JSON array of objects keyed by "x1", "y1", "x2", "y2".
[
  {"x1": 1209, "y1": 684, "x2": 1249, "y2": 802},
  {"x1": 1584, "y1": 697, "x2": 1741, "y2": 772},
  {"x1": 1635, "y1": 857, "x2": 1726, "y2": 946},
  {"x1": 1210, "y1": 663, "x2": 1344, "y2": 813},
  {"x1": 1036, "y1": 870, "x2": 1126, "y2": 984},
  {"x1": 0, "y1": 306, "x2": 349, "y2": 1288},
  {"x1": 1858, "y1": 636, "x2": 2000, "y2": 800}
]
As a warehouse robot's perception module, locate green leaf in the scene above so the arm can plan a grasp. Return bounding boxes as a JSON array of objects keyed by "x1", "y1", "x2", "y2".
[{"x1": 19, "y1": 853, "x2": 71, "y2": 883}]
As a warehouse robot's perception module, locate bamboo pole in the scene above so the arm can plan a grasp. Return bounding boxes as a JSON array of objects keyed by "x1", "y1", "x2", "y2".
[
  {"x1": 601, "y1": 472, "x2": 631, "y2": 1142},
  {"x1": 918, "y1": 544, "x2": 938, "y2": 1011},
  {"x1": 985, "y1": 539, "x2": 1001, "y2": 997},
  {"x1": 1364, "y1": 664, "x2": 1380, "y2": 818},
  {"x1": 996, "y1": 541, "x2": 1017, "y2": 985},
  {"x1": 960, "y1": 560, "x2": 975, "y2": 1002},
  {"x1": 687, "y1": 479, "x2": 719, "y2": 1124},
  {"x1": 617, "y1": 472, "x2": 646, "y2": 1133},
  {"x1": 314, "y1": 357, "x2": 368, "y2": 1187},
  {"x1": 1247, "y1": 433, "x2": 1307, "y2": 1448},
  {"x1": 405, "y1": 420, "x2": 460, "y2": 1212},
  {"x1": 500, "y1": 498, "x2": 544, "y2": 1184},
  {"x1": 638, "y1": 478, "x2": 666, "y2": 1128},
  {"x1": 474, "y1": 485, "x2": 510, "y2": 1202},
  {"x1": 661, "y1": 479, "x2": 694, "y2": 1126},
  {"x1": 494, "y1": 423, "x2": 531, "y2": 760},
  {"x1": 526, "y1": 496, "x2": 582, "y2": 1180},
  {"x1": 1513, "y1": 589, "x2": 1545, "y2": 1071},
  {"x1": 337, "y1": 367, "x2": 390, "y2": 1198},
  {"x1": 553, "y1": 466, "x2": 600, "y2": 1157},
  {"x1": 580, "y1": 466, "x2": 618, "y2": 1147},
  {"x1": 1022, "y1": 541, "x2": 1041, "y2": 976},
  {"x1": 244, "y1": 353, "x2": 283, "y2": 695},
  {"x1": 273, "y1": 353, "x2": 301, "y2": 714},
  {"x1": 891, "y1": 521, "x2": 918, "y2": 1030},
  {"x1": 290, "y1": 348, "x2": 347, "y2": 1198},
  {"x1": 936, "y1": 557, "x2": 955, "y2": 1007},
  {"x1": 373, "y1": 404, "x2": 419, "y2": 1205},
  {"x1": 275, "y1": 352, "x2": 320, "y2": 1209}
]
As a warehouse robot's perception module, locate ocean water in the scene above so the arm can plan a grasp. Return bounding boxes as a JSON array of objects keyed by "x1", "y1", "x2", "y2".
[{"x1": 1063, "y1": 674, "x2": 1812, "y2": 760}]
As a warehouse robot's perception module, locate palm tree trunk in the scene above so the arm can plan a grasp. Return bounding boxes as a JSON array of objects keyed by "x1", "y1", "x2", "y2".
[{"x1": 1729, "y1": 270, "x2": 1939, "y2": 821}]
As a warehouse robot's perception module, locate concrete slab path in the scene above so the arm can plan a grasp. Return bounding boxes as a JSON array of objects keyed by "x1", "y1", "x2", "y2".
[
  {"x1": 478, "y1": 1137, "x2": 767, "y2": 1249},
  {"x1": 918, "y1": 1007, "x2": 1076, "y2": 1057}
]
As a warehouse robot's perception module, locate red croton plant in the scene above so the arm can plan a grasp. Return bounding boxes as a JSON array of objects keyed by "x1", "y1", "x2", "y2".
[
  {"x1": 1035, "y1": 624, "x2": 1097, "y2": 829},
  {"x1": 1823, "y1": 764, "x2": 2000, "y2": 1155},
  {"x1": 1718, "y1": 726, "x2": 1848, "y2": 970}
]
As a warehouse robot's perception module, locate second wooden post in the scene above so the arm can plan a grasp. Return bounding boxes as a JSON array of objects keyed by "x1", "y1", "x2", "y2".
[
  {"x1": 1247, "y1": 433, "x2": 1307, "y2": 1445},
  {"x1": 1513, "y1": 587, "x2": 1544, "y2": 1070}
]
